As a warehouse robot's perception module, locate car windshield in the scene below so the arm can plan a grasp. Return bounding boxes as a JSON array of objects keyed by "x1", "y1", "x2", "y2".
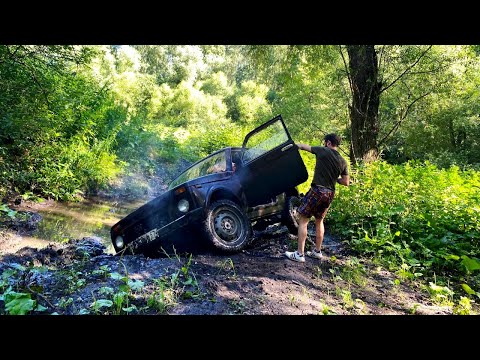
[{"x1": 168, "y1": 151, "x2": 227, "y2": 190}]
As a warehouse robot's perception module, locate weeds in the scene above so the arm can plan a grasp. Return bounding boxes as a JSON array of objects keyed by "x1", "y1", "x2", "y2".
[
  {"x1": 425, "y1": 280, "x2": 454, "y2": 307},
  {"x1": 229, "y1": 299, "x2": 247, "y2": 314},
  {"x1": 319, "y1": 301, "x2": 334, "y2": 315},
  {"x1": 216, "y1": 258, "x2": 236, "y2": 277},
  {"x1": 340, "y1": 257, "x2": 367, "y2": 287},
  {"x1": 145, "y1": 254, "x2": 203, "y2": 314},
  {"x1": 410, "y1": 303, "x2": 420, "y2": 314},
  {"x1": 0, "y1": 264, "x2": 54, "y2": 315},
  {"x1": 453, "y1": 297, "x2": 474, "y2": 315},
  {"x1": 331, "y1": 161, "x2": 480, "y2": 303},
  {"x1": 314, "y1": 266, "x2": 323, "y2": 280},
  {"x1": 335, "y1": 287, "x2": 354, "y2": 310},
  {"x1": 288, "y1": 294, "x2": 296, "y2": 306}
]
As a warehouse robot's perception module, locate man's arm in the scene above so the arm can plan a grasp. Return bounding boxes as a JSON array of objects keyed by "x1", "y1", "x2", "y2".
[
  {"x1": 296, "y1": 143, "x2": 312, "y2": 153},
  {"x1": 337, "y1": 174, "x2": 350, "y2": 187}
]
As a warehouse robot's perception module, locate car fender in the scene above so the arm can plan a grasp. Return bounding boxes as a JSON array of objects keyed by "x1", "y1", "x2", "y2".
[{"x1": 205, "y1": 183, "x2": 245, "y2": 210}]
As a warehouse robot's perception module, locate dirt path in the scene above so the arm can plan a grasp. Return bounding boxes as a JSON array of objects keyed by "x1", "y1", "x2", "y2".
[{"x1": 0, "y1": 219, "x2": 455, "y2": 315}]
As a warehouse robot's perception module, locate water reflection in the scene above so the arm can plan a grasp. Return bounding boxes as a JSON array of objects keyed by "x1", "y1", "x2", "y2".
[{"x1": 18, "y1": 197, "x2": 147, "y2": 254}]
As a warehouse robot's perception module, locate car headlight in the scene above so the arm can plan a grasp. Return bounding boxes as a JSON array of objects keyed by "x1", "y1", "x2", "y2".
[
  {"x1": 115, "y1": 236, "x2": 124, "y2": 248},
  {"x1": 177, "y1": 199, "x2": 189, "y2": 213}
]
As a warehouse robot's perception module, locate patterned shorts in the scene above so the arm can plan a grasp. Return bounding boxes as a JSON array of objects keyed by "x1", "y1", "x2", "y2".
[{"x1": 297, "y1": 186, "x2": 335, "y2": 219}]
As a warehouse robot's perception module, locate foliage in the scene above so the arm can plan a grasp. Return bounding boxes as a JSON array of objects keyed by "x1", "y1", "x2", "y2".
[
  {"x1": 330, "y1": 160, "x2": 480, "y2": 300},
  {"x1": 0, "y1": 204, "x2": 17, "y2": 219},
  {"x1": 453, "y1": 296, "x2": 473, "y2": 315},
  {"x1": 0, "y1": 45, "x2": 122, "y2": 200},
  {"x1": 380, "y1": 46, "x2": 480, "y2": 169},
  {"x1": 2, "y1": 45, "x2": 480, "y2": 201},
  {"x1": 0, "y1": 265, "x2": 51, "y2": 315}
]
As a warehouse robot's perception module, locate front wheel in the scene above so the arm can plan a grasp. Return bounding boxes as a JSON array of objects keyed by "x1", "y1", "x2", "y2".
[
  {"x1": 204, "y1": 199, "x2": 252, "y2": 253},
  {"x1": 282, "y1": 195, "x2": 302, "y2": 235}
]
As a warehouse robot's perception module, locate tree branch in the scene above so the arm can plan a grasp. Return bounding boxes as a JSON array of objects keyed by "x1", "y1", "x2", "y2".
[
  {"x1": 338, "y1": 45, "x2": 353, "y2": 96},
  {"x1": 378, "y1": 92, "x2": 431, "y2": 146},
  {"x1": 12, "y1": 56, "x2": 51, "y2": 108},
  {"x1": 380, "y1": 45, "x2": 432, "y2": 94}
]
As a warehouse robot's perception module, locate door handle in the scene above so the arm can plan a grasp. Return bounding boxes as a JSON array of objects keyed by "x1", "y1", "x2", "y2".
[{"x1": 281, "y1": 144, "x2": 293, "y2": 152}]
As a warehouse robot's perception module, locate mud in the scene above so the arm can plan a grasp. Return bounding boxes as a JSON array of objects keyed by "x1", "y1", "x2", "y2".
[{"x1": 0, "y1": 221, "x2": 460, "y2": 315}]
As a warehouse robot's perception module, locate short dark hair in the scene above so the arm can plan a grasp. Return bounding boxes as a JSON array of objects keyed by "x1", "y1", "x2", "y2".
[{"x1": 324, "y1": 133, "x2": 341, "y2": 146}]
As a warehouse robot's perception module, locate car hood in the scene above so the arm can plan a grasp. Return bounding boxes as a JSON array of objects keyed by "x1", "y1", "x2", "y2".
[
  {"x1": 112, "y1": 172, "x2": 233, "y2": 239},
  {"x1": 112, "y1": 189, "x2": 175, "y2": 239}
]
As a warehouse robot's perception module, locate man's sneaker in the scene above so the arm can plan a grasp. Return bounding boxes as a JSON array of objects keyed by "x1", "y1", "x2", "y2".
[
  {"x1": 306, "y1": 249, "x2": 324, "y2": 260},
  {"x1": 285, "y1": 250, "x2": 305, "y2": 263}
]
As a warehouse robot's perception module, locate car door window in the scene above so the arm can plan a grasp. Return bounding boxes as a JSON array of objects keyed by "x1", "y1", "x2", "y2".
[
  {"x1": 204, "y1": 153, "x2": 227, "y2": 174},
  {"x1": 242, "y1": 119, "x2": 289, "y2": 164}
]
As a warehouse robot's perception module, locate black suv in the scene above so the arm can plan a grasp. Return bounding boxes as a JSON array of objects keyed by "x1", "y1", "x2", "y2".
[{"x1": 111, "y1": 115, "x2": 308, "y2": 255}]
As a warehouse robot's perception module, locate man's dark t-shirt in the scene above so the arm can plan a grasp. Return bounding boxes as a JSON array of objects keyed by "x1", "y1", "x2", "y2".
[{"x1": 310, "y1": 146, "x2": 348, "y2": 191}]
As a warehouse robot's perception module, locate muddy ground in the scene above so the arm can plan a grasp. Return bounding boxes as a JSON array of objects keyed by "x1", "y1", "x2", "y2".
[{"x1": 1, "y1": 205, "x2": 466, "y2": 316}]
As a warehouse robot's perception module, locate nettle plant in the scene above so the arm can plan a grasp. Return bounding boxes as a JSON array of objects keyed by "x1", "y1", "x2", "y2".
[
  {"x1": 330, "y1": 160, "x2": 480, "y2": 300},
  {"x1": 0, "y1": 264, "x2": 49, "y2": 315},
  {"x1": 89, "y1": 263, "x2": 144, "y2": 315}
]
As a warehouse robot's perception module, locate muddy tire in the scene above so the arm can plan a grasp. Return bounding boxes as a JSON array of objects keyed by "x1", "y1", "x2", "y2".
[
  {"x1": 282, "y1": 195, "x2": 302, "y2": 235},
  {"x1": 204, "y1": 199, "x2": 252, "y2": 253}
]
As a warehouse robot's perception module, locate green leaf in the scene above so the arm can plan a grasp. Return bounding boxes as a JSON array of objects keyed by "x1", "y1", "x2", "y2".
[
  {"x1": 394, "y1": 231, "x2": 401, "y2": 237},
  {"x1": 99, "y1": 286, "x2": 114, "y2": 295},
  {"x1": 91, "y1": 299, "x2": 113, "y2": 311},
  {"x1": 36, "y1": 304, "x2": 48, "y2": 312},
  {"x1": 119, "y1": 284, "x2": 130, "y2": 293},
  {"x1": 31, "y1": 266, "x2": 48, "y2": 274},
  {"x1": 460, "y1": 255, "x2": 480, "y2": 272},
  {"x1": 122, "y1": 305, "x2": 137, "y2": 313},
  {"x1": 127, "y1": 279, "x2": 144, "y2": 292},
  {"x1": 9, "y1": 263, "x2": 26, "y2": 271},
  {"x1": 4, "y1": 292, "x2": 36, "y2": 315},
  {"x1": 113, "y1": 292, "x2": 126, "y2": 307},
  {"x1": 428, "y1": 283, "x2": 444, "y2": 292},
  {"x1": 110, "y1": 272, "x2": 124, "y2": 280},
  {"x1": 461, "y1": 284, "x2": 476, "y2": 295},
  {"x1": 182, "y1": 290, "x2": 193, "y2": 299},
  {"x1": 443, "y1": 254, "x2": 460, "y2": 261}
]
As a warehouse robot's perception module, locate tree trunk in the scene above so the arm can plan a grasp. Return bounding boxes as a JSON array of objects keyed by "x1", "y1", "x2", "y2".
[{"x1": 347, "y1": 45, "x2": 381, "y2": 164}]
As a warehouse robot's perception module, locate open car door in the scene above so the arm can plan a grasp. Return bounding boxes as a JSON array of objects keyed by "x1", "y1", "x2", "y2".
[{"x1": 238, "y1": 115, "x2": 308, "y2": 206}]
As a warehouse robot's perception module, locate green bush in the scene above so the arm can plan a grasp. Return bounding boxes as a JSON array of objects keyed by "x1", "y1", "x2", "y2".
[{"x1": 329, "y1": 160, "x2": 480, "y2": 289}]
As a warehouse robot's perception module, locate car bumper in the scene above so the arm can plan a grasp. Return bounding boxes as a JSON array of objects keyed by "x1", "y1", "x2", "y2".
[{"x1": 121, "y1": 207, "x2": 204, "y2": 254}]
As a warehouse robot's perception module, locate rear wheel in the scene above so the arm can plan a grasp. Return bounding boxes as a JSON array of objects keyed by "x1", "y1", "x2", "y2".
[
  {"x1": 282, "y1": 195, "x2": 302, "y2": 235},
  {"x1": 204, "y1": 199, "x2": 252, "y2": 253}
]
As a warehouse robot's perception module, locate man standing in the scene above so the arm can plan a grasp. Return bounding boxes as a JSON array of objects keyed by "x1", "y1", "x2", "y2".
[{"x1": 285, "y1": 133, "x2": 349, "y2": 263}]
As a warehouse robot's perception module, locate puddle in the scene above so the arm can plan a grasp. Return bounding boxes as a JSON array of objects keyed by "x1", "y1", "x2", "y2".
[{"x1": 15, "y1": 196, "x2": 149, "y2": 254}]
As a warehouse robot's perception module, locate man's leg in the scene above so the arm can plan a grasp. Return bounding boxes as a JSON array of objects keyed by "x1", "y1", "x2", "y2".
[
  {"x1": 297, "y1": 214, "x2": 310, "y2": 255},
  {"x1": 286, "y1": 189, "x2": 313, "y2": 262},
  {"x1": 314, "y1": 217, "x2": 325, "y2": 252}
]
